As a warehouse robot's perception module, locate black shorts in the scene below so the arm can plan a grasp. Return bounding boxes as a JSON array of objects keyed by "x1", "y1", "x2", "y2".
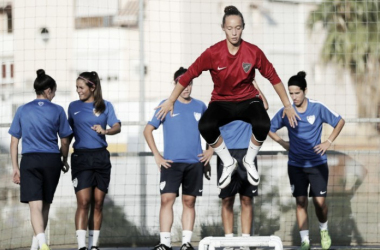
[
  {"x1": 160, "y1": 162, "x2": 203, "y2": 197},
  {"x1": 20, "y1": 153, "x2": 62, "y2": 203},
  {"x1": 71, "y1": 148, "x2": 111, "y2": 193},
  {"x1": 288, "y1": 163, "x2": 329, "y2": 197},
  {"x1": 217, "y1": 149, "x2": 258, "y2": 199},
  {"x1": 198, "y1": 97, "x2": 270, "y2": 144}
]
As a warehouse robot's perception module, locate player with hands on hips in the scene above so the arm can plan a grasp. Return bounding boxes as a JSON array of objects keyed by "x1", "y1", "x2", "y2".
[{"x1": 269, "y1": 71, "x2": 345, "y2": 250}]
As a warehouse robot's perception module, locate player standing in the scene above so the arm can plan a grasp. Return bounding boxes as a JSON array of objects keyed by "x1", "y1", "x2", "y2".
[
  {"x1": 269, "y1": 71, "x2": 345, "y2": 250},
  {"x1": 144, "y1": 67, "x2": 213, "y2": 250},
  {"x1": 68, "y1": 71, "x2": 121, "y2": 250},
  {"x1": 9, "y1": 69, "x2": 72, "y2": 250}
]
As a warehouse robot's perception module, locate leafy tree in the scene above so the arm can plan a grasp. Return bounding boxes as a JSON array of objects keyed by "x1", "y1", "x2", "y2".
[{"x1": 307, "y1": 0, "x2": 380, "y2": 119}]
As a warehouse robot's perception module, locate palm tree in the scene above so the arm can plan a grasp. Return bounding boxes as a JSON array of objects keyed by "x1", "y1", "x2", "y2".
[{"x1": 307, "y1": 0, "x2": 380, "y2": 120}]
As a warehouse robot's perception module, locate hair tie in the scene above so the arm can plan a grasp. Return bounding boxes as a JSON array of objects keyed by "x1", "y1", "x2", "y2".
[{"x1": 78, "y1": 76, "x2": 95, "y2": 87}]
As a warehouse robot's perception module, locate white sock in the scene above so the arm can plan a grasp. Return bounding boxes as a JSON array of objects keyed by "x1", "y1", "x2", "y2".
[
  {"x1": 182, "y1": 230, "x2": 193, "y2": 244},
  {"x1": 36, "y1": 233, "x2": 46, "y2": 248},
  {"x1": 245, "y1": 139, "x2": 261, "y2": 163},
  {"x1": 160, "y1": 232, "x2": 171, "y2": 247},
  {"x1": 300, "y1": 230, "x2": 309, "y2": 243},
  {"x1": 214, "y1": 141, "x2": 233, "y2": 166},
  {"x1": 225, "y1": 233, "x2": 233, "y2": 237},
  {"x1": 76, "y1": 230, "x2": 87, "y2": 249},
  {"x1": 31, "y1": 236, "x2": 39, "y2": 250},
  {"x1": 242, "y1": 234, "x2": 250, "y2": 237},
  {"x1": 319, "y1": 221, "x2": 328, "y2": 231},
  {"x1": 88, "y1": 230, "x2": 100, "y2": 248}
]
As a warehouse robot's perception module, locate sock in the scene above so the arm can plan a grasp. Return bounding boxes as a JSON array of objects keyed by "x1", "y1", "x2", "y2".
[
  {"x1": 160, "y1": 232, "x2": 171, "y2": 247},
  {"x1": 31, "y1": 236, "x2": 39, "y2": 250},
  {"x1": 88, "y1": 230, "x2": 100, "y2": 248},
  {"x1": 76, "y1": 230, "x2": 87, "y2": 249},
  {"x1": 214, "y1": 141, "x2": 233, "y2": 166},
  {"x1": 300, "y1": 230, "x2": 309, "y2": 243},
  {"x1": 242, "y1": 234, "x2": 250, "y2": 237},
  {"x1": 182, "y1": 230, "x2": 193, "y2": 244},
  {"x1": 245, "y1": 139, "x2": 261, "y2": 163},
  {"x1": 36, "y1": 233, "x2": 46, "y2": 248},
  {"x1": 319, "y1": 221, "x2": 328, "y2": 231},
  {"x1": 225, "y1": 233, "x2": 233, "y2": 237}
]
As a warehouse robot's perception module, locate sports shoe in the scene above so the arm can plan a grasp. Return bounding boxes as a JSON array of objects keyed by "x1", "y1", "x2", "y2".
[
  {"x1": 223, "y1": 247, "x2": 234, "y2": 250},
  {"x1": 152, "y1": 243, "x2": 172, "y2": 250},
  {"x1": 180, "y1": 242, "x2": 194, "y2": 250},
  {"x1": 79, "y1": 248, "x2": 88, "y2": 250},
  {"x1": 40, "y1": 244, "x2": 50, "y2": 250},
  {"x1": 239, "y1": 247, "x2": 250, "y2": 250},
  {"x1": 90, "y1": 247, "x2": 99, "y2": 250},
  {"x1": 299, "y1": 240, "x2": 310, "y2": 250},
  {"x1": 243, "y1": 156, "x2": 260, "y2": 185},
  {"x1": 320, "y1": 230, "x2": 331, "y2": 249},
  {"x1": 218, "y1": 158, "x2": 238, "y2": 189}
]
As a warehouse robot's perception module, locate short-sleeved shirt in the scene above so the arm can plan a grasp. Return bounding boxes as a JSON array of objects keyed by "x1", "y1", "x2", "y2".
[
  {"x1": 148, "y1": 98, "x2": 207, "y2": 163},
  {"x1": 179, "y1": 39, "x2": 281, "y2": 102},
  {"x1": 220, "y1": 120, "x2": 252, "y2": 149},
  {"x1": 68, "y1": 100, "x2": 120, "y2": 149},
  {"x1": 8, "y1": 99, "x2": 73, "y2": 154},
  {"x1": 270, "y1": 98, "x2": 342, "y2": 168}
]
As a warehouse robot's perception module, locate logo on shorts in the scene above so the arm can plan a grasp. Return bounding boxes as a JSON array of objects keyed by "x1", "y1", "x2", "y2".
[
  {"x1": 242, "y1": 63, "x2": 252, "y2": 73},
  {"x1": 320, "y1": 191, "x2": 327, "y2": 195},
  {"x1": 199, "y1": 189, "x2": 203, "y2": 193},
  {"x1": 307, "y1": 115, "x2": 315, "y2": 125},
  {"x1": 252, "y1": 189, "x2": 257, "y2": 193},
  {"x1": 291, "y1": 184, "x2": 294, "y2": 194},
  {"x1": 73, "y1": 178, "x2": 78, "y2": 188},
  {"x1": 194, "y1": 112, "x2": 201, "y2": 121},
  {"x1": 38, "y1": 102, "x2": 44, "y2": 106},
  {"x1": 160, "y1": 181, "x2": 166, "y2": 190}
]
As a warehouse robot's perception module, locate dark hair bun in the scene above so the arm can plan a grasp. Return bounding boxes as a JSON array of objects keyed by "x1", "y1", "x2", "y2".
[
  {"x1": 36, "y1": 69, "x2": 46, "y2": 79},
  {"x1": 224, "y1": 5, "x2": 238, "y2": 14},
  {"x1": 297, "y1": 71, "x2": 306, "y2": 79}
]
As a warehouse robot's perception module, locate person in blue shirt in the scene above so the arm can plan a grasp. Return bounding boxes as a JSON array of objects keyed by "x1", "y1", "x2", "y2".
[
  {"x1": 68, "y1": 71, "x2": 121, "y2": 250},
  {"x1": 143, "y1": 67, "x2": 213, "y2": 250},
  {"x1": 9, "y1": 69, "x2": 72, "y2": 250},
  {"x1": 218, "y1": 80, "x2": 268, "y2": 250},
  {"x1": 269, "y1": 71, "x2": 345, "y2": 250}
]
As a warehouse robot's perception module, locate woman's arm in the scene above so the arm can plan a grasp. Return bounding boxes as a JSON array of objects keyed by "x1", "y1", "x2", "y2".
[
  {"x1": 273, "y1": 82, "x2": 300, "y2": 128},
  {"x1": 10, "y1": 136, "x2": 21, "y2": 184},
  {"x1": 268, "y1": 131, "x2": 289, "y2": 151},
  {"x1": 91, "y1": 122, "x2": 121, "y2": 135},
  {"x1": 314, "y1": 118, "x2": 345, "y2": 156}
]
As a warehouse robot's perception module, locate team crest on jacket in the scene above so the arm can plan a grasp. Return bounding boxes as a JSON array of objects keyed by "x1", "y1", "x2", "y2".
[
  {"x1": 38, "y1": 102, "x2": 44, "y2": 106},
  {"x1": 242, "y1": 62, "x2": 252, "y2": 73},
  {"x1": 307, "y1": 115, "x2": 315, "y2": 125},
  {"x1": 194, "y1": 112, "x2": 201, "y2": 121},
  {"x1": 93, "y1": 108, "x2": 101, "y2": 117}
]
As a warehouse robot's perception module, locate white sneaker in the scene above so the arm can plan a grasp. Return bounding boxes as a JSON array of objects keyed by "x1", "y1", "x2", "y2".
[
  {"x1": 243, "y1": 156, "x2": 260, "y2": 185},
  {"x1": 218, "y1": 158, "x2": 238, "y2": 189},
  {"x1": 223, "y1": 247, "x2": 234, "y2": 250},
  {"x1": 239, "y1": 247, "x2": 250, "y2": 250}
]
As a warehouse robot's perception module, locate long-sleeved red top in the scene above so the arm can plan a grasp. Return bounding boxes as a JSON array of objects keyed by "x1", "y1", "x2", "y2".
[{"x1": 179, "y1": 39, "x2": 282, "y2": 102}]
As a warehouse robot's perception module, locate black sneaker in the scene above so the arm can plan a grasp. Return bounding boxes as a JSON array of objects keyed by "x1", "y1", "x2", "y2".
[
  {"x1": 91, "y1": 247, "x2": 99, "y2": 250},
  {"x1": 152, "y1": 243, "x2": 172, "y2": 250},
  {"x1": 180, "y1": 242, "x2": 194, "y2": 250},
  {"x1": 78, "y1": 248, "x2": 88, "y2": 250}
]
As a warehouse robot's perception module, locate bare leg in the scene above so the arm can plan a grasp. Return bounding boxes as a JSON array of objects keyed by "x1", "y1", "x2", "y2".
[
  {"x1": 240, "y1": 196, "x2": 253, "y2": 234},
  {"x1": 222, "y1": 196, "x2": 235, "y2": 234},
  {"x1": 159, "y1": 193, "x2": 176, "y2": 232},
  {"x1": 181, "y1": 195, "x2": 196, "y2": 230}
]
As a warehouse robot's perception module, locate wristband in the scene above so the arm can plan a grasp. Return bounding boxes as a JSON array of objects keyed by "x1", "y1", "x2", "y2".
[{"x1": 327, "y1": 139, "x2": 333, "y2": 144}]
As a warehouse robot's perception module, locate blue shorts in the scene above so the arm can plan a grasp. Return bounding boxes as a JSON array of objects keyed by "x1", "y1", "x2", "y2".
[
  {"x1": 288, "y1": 163, "x2": 329, "y2": 197},
  {"x1": 160, "y1": 162, "x2": 203, "y2": 197},
  {"x1": 217, "y1": 149, "x2": 258, "y2": 199},
  {"x1": 20, "y1": 153, "x2": 61, "y2": 203},
  {"x1": 71, "y1": 148, "x2": 111, "y2": 193}
]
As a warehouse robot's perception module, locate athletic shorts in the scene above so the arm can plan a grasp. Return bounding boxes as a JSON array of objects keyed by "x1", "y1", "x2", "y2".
[
  {"x1": 20, "y1": 153, "x2": 62, "y2": 203},
  {"x1": 159, "y1": 162, "x2": 203, "y2": 197},
  {"x1": 217, "y1": 149, "x2": 258, "y2": 199},
  {"x1": 288, "y1": 163, "x2": 329, "y2": 197},
  {"x1": 71, "y1": 148, "x2": 111, "y2": 193}
]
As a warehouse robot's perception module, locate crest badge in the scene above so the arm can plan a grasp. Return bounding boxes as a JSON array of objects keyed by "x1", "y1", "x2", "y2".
[
  {"x1": 307, "y1": 115, "x2": 315, "y2": 125},
  {"x1": 194, "y1": 112, "x2": 201, "y2": 121},
  {"x1": 242, "y1": 62, "x2": 252, "y2": 73},
  {"x1": 38, "y1": 102, "x2": 44, "y2": 106},
  {"x1": 93, "y1": 108, "x2": 100, "y2": 117},
  {"x1": 160, "y1": 181, "x2": 166, "y2": 190}
]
